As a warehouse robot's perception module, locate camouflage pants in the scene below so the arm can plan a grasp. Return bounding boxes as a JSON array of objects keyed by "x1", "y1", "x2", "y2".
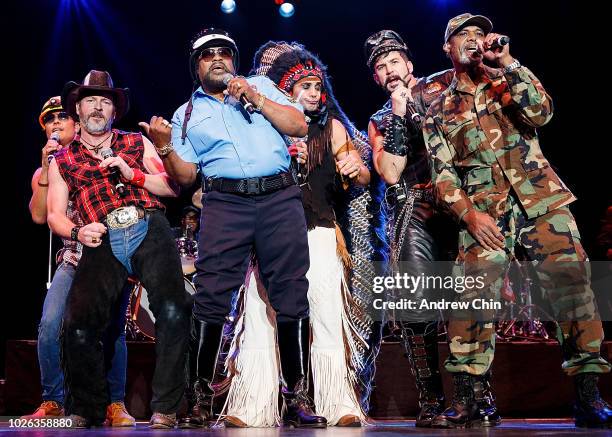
[{"x1": 445, "y1": 194, "x2": 610, "y2": 376}]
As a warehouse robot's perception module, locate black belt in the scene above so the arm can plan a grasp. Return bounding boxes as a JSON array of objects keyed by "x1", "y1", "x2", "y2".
[{"x1": 202, "y1": 170, "x2": 296, "y2": 195}]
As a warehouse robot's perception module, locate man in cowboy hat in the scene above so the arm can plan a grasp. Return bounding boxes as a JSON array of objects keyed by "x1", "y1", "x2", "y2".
[
  {"x1": 24, "y1": 96, "x2": 135, "y2": 426},
  {"x1": 424, "y1": 13, "x2": 612, "y2": 428},
  {"x1": 47, "y1": 70, "x2": 191, "y2": 428},
  {"x1": 140, "y1": 28, "x2": 325, "y2": 428}
]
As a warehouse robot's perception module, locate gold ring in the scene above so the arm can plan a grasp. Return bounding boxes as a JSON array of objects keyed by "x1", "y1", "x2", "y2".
[{"x1": 92, "y1": 237, "x2": 100, "y2": 244}]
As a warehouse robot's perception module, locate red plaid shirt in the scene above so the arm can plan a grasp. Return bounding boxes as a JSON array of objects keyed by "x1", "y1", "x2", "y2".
[{"x1": 55, "y1": 129, "x2": 164, "y2": 224}]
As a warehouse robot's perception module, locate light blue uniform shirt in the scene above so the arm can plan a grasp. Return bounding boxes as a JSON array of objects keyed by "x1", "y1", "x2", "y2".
[{"x1": 172, "y1": 75, "x2": 303, "y2": 179}]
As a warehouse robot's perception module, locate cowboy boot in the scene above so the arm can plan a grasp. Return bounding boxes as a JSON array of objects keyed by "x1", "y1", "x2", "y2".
[
  {"x1": 178, "y1": 318, "x2": 223, "y2": 429},
  {"x1": 277, "y1": 318, "x2": 327, "y2": 428},
  {"x1": 473, "y1": 371, "x2": 501, "y2": 427},
  {"x1": 431, "y1": 373, "x2": 481, "y2": 428},
  {"x1": 574, "y1": 373, "x2": 612, "y2": 428},
  {"x1": 400, "y1": 323, "x2": 445, "y2": 427}
]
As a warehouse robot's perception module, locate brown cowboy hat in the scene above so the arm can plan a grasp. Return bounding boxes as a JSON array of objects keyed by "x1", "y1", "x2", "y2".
[{"x1": 62, "y1": 70, "x2": 129, "y2": 121}]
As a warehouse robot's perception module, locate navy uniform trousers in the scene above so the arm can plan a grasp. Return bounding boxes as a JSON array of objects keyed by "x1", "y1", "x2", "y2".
[{"x1": 193, "y1": 184, "x2": 310, "y2": 324}]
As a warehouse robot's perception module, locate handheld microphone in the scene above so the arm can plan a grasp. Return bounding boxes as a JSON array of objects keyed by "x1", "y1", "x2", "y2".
[
  {"x1": 47, "y1": 132, "x2": 60, "y2": 163},
  {"x1": 488, "y1": 36, "x2": 510, "y2": 51},
  {"x1": 288, "y1": 135, "x2": 308, "y2": 185},
  {"x1": 222, "y1": 73, "x2": 255, "y2": 113},
  {"x1": 101, "y1": 149, "x2": 126, "y2": 195},
  {"x1": 405, "y1": 102, "x2": 422, "y2": 128}
]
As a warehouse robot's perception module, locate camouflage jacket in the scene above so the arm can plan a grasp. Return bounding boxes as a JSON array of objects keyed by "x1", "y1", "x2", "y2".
[{"x1": 423, "y1": 64, "x2": 575, "y2": 221}]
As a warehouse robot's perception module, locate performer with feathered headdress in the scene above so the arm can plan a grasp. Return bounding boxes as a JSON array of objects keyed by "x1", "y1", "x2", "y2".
[{"x1": 220, "y1": 41, "x2": 376, "y2": 428}]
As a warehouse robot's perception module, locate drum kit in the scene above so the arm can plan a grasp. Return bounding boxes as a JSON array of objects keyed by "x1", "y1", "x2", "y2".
[{"x1": 126, "y1": 189, "x2": 203, "y2": 341}]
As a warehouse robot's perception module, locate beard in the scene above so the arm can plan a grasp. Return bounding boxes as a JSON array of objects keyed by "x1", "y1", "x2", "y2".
[
  {"x1": 81, "y1": 110, "x2": 113, "y2": 135},
  {"x1": 457, "y1": 51, "x2": 479, "y2": 66},
  {"x1": 201, "y1": 63, "x2": 232, "y2": 92},
  {"x1": 456, "y1": 42, "x2": 482, "y2": 67}
]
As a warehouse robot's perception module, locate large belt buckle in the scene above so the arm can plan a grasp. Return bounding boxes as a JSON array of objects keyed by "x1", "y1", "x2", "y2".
[
  {"x1": 246, "y1": 177, "x2": 261, "y2": 195},
  {"x1": 107, "y1": 206, "x2": 140, "y2": 229},
  {"x1": 203, "y1": 177, "x2": 214, "y2": 193}
]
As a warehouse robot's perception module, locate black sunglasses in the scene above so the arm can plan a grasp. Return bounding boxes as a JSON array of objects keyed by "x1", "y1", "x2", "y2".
[
  {"x1": 198, "y1": 47, "x2": 234, "y2": 62},
  {"x1": 43, "y1": 111, "x2": 70, "y2": 125}
]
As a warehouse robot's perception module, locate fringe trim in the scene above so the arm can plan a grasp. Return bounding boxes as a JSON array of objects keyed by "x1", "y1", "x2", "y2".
[
  {"x1": 335, "y1": 223, "x2": 353, "y2": 269},
  {"x1": 310, "y1": 346, "x2": 365, "y2": 425},
  {"x1": 331, "y1": 225, "x2": 371, "y2": 423},
  {"x1": 220, "y1": 347, "x2": 280, "y2": 427},
  {"x1": 306, "y1": 118, "x2": 332, "y2": 173},
  {"x1": 218, "y1": 261, "x2": 281, "y2": 427},
  {"x1": 310, "y1": 243, "x2": 368, "y2": 424}
]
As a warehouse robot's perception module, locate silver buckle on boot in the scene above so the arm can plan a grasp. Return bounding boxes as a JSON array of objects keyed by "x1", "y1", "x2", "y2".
[{"x1": 106, "y1": 206, "x2": 140, "y2": 229}]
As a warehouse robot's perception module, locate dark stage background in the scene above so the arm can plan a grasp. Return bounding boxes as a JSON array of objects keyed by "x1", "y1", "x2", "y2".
[{"x1": 2, "y1": 0, "x2": 606, "y2": 378}]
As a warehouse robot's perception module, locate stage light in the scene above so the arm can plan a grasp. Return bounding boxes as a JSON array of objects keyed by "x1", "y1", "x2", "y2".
[
  {"x1": 279, "y1": 2, "x2": 294, "y2": 17},
  {"x1": 220, "y1": 0, "x2": 236, "y2": 14}
]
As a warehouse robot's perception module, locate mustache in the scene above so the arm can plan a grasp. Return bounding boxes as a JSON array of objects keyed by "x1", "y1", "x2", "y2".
[
  {"x1": 210, "y1": 63, "x2": 229, "y2": 72},
  {"x1": 87, "y1": 110, "x2": 106, "y2": 120},
  {"x1": 385, "y1": 75, "x2": 405, "y2": 86},
  {"x1": 461, "y1": 42, "x2": 482, "y2": 54}
]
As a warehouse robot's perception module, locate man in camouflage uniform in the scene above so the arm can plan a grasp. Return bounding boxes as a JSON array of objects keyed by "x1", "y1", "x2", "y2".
[
  {"x1": 423, "y1": 13, "x2": 611, "y2": 428},
  {"x1": 365, "y1": 30, "x2": 499, "y2": 427}
]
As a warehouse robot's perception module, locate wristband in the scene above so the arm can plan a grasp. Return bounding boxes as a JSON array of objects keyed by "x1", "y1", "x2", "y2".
[
  {"x1": 383, "y1": 114, "x2": 408, "y2": 157},
  {"x1": 71, "y1": 226, "x2": 82, "y2": 242},
  {"x1": 130, "y1": 168, "x2": 146, "y2": 188}
]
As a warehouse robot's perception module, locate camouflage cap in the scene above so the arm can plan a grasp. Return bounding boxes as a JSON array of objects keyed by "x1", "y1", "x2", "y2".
[{"x1": 444, "y1": 13, "x2": 493, "y2": 42}]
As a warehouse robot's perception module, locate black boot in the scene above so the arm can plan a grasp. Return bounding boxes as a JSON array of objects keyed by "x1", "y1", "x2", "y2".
[
  {"x1": 431, "y1": 373, "x2": 480, "y2": 428},
  {"x1": 473, "y1": 372, "x2": 501, "y2": 427},
  {"x1": 574, "y1": 373, "x2": 612, "y2": 428},
  {"x1": 401, "y1": 325, "x2": 445, "y2": 427},
  {"x1": 277, "y1": 318, "x2": 327, "y2": 428},
  {"x1": 178, "y1": 318, "x2": 223, "y2": 429}
]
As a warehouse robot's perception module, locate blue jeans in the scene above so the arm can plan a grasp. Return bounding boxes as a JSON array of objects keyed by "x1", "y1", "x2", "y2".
[
  {"x1": 109, "y1": 217, "x2": 148, "y2": 275},
  {"x1": 38, "y1": 262, "x2": 130, "y2": 404}
]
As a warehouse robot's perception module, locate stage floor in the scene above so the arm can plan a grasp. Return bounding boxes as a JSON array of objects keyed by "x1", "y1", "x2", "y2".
[{"x1": 0, "y1": 419, "x2": 610, "y2": 436}]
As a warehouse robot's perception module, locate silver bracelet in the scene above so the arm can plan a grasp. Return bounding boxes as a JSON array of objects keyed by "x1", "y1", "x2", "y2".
[{"x1": 503, "y1": 59, "x2": 521, "y2": 74}]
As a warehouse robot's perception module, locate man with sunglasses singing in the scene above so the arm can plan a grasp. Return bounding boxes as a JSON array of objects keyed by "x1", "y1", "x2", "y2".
[
  {"x1": 140, "y1": 28, "x2": 319, "y2": 428},
  {"x1": 25, "y1": 97, "x2": 135, "y2": 427}
]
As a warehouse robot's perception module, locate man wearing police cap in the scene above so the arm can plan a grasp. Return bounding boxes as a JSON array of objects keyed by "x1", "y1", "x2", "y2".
[
  {"x1": 141, "y1": 29, "x2": 324, "y2": 428},
  {"x1": 424, "y1": 13, "x2": 612, "y2": 428}
]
